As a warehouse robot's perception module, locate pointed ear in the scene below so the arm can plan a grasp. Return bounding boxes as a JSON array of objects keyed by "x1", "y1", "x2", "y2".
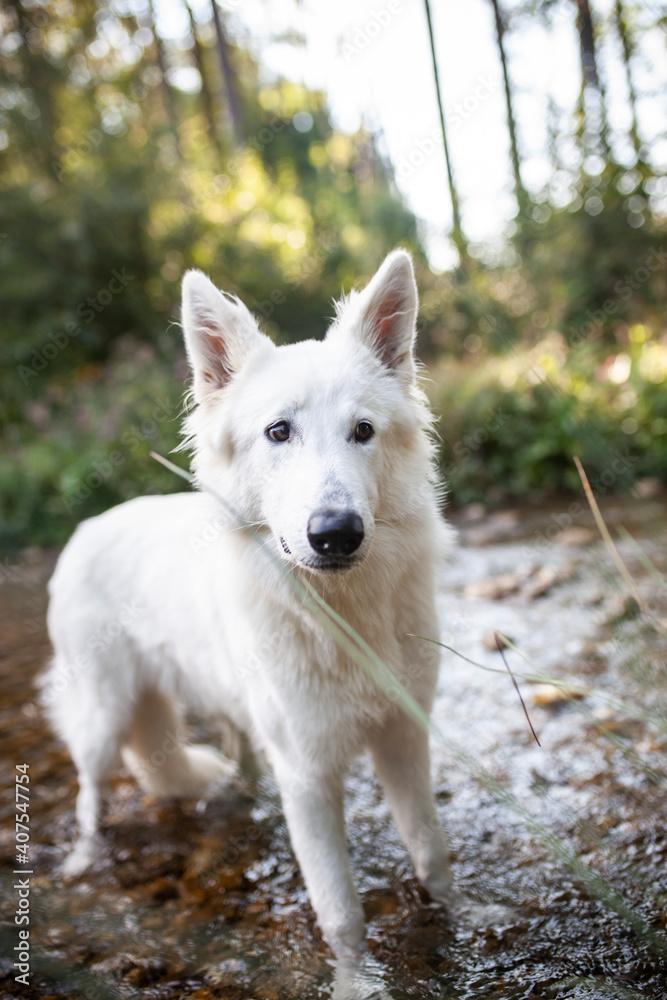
[
  {"x1": 181, "y1": 270, "x2": 269, "y2": 401},
  {"x1": 340, "y1": 249, "x2": 418, "y2": 383}
]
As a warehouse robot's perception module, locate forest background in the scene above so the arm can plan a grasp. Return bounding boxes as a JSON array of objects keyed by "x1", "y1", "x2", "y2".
[{"x1": 0, "y1": 0, "x2": 665, "y2": 547}]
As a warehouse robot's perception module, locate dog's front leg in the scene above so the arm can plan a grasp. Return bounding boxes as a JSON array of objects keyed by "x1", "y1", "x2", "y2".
[
  {"x1": 271, "y1": 757, "x2": 365, "y2": 957},
  {"x1": 368, "y1": 713, "x2": 453, "y2": 902}
]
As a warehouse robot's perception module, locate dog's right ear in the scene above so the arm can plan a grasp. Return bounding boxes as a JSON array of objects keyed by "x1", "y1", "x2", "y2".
[{"x1": 181, "y1": 270, "x2": 268, "y2": 401}]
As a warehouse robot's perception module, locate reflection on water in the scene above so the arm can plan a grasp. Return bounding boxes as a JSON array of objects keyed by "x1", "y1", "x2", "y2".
[{"x1": 1, "y1": 498, "x2": 666, "y2": 999}]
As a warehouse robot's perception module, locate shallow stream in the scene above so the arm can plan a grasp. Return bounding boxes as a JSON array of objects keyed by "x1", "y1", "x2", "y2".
[{"x1": 1, "y1": 496, "x2": 666, "y2": 999}]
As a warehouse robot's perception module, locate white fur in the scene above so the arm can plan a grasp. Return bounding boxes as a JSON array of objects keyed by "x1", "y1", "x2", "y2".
[{"x1": 44, "y1": 249, "x2": 455, "y2": 956}]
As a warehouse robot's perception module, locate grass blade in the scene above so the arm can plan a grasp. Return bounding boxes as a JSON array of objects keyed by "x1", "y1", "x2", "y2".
[
  {"x1": 574, "y1": 456, "x2": 665, "y2": 636},
  {"x1": 495, "y1": 631, "x2": 541, "y2": 746}
]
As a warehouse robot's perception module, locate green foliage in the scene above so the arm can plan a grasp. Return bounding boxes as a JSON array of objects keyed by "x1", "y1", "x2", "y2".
[
  {"x1": 0, "y1": 0, "x2": 665, "y2": 544},
  {"x1": 434, "y1": 314, "x2": 667, "y2": 504},
  {"x1": 0, "y1": 2, "x2": 422, "y2": 546}
]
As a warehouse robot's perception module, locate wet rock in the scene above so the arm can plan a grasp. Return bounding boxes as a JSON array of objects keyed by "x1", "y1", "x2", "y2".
[
  {"x1": 145, "y1": 876, "x2": 181, "y2": 903},
  {"x1": 42, "y1": 924, "x2": 76, "y2": 947},
  {"x1": 204, "y1": 957, "x2": 250, "y2": 983},
  {"x1": 89, "y1": 952, "x2": 140, "y2": 978},
  {"x1": 125, "y1": 957, "x2": 169, "y2": 986},
  {"x1": 184, "y1": 845, "x2": 219, "y2": 878},
  {"x1": 363, "y1": 887, "x2": 401, "y2": 920}
]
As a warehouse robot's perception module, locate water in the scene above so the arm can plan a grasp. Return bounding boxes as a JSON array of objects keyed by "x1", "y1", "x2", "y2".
[{"x1": 1, "y1": 497, "x2": 666, "y2": 998}]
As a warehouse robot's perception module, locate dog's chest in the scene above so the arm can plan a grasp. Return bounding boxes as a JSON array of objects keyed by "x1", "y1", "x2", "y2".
[{"x1": 243, "y1": 615, "x2": 404, "y2": 767}]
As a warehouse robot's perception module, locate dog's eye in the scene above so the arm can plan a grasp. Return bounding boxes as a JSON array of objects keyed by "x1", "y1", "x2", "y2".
[
  {"x1": 355, "y1": 420, "x2": 374, "y2": 443},
  {"x1": 267, "y1": 420, "x2": 291, "y2": 443}
]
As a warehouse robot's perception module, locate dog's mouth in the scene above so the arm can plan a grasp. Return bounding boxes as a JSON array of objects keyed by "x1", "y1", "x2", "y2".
[
  {"x1": 302, "y1": 556, "x2": 361, "y2": 574},
  {"x1": 279, "y1": 537, "x2": 362, "y2": 575}
]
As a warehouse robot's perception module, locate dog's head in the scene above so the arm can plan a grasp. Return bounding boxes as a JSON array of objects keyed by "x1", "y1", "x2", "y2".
[{"x1": 181, "y1": 249, "x2": 433, "y2": 575}]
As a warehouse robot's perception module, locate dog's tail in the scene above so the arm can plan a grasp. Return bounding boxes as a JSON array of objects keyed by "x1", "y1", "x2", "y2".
[{"x1": 121, "y1": 687, "x2": 237, "y2": 798}]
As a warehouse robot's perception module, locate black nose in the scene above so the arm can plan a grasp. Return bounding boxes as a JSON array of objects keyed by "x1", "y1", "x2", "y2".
[{"x1": 307, "y1": 510, "x2": 364, "y2": 558}]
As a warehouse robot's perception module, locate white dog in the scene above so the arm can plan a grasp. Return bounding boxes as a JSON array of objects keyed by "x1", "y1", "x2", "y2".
[{"x1": 44, "y1": 249, "x2": 454, "y2": 957}]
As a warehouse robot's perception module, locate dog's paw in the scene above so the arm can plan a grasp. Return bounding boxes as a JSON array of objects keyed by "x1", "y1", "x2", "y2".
[
  {"x1": 124, "y1": 742, "x2": 237, "y2": 799},
  {"x1": 421, "y1": 882, "x2": 516, "y2": 928},
  {"x1": 60, "y1": 834, "x2": 104, "y2": 878},
  {"x1": 329, "y1": 953, "x2": 396, "y2": 1000},
  {"x1": 322, "y1": 907, "x2": 367, "y2": 962},
  {"x1": 184, "y1": 744, "x2": 237, "y2": 795},
  {"x1": 421, "y1": 870, "x2": 455, "y2": 906}
]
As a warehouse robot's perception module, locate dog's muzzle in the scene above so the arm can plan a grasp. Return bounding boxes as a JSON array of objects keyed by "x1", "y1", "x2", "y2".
[{"x1": 307, "y1": 510, "x2": 364, "y2": 559}]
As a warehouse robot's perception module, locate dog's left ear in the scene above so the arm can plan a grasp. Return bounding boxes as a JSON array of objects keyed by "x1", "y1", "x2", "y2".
[{"x1": 344, "y1": 249, "x2": 418, "y2": 385}]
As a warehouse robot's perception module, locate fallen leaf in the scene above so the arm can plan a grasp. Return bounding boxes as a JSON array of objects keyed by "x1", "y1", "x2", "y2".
[
  {"x1": 531, "y1": 683, "x2": 584, "y2": 707},
  {"x1": 482, "y1": 631, "x2": 514, "y2": 651},
  {"x1": 556, "y1": 527, "x2": 597, "y2": 547},
  {"x1": 464, "y1": 572, "x2": 523, "y2": 600}
]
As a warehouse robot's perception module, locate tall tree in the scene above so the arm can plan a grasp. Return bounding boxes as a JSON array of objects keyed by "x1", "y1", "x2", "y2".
[
  {"x1": 489, "y1": 0, "x2": 527, "y2": 216},
  {"x1": 4, "y1": 0, "x2": 60, "y2": 172},
  {"x1": 546, "y1": 96, "x2": 562, "y2": 180},
  {"x1": 211, "y1": 0, "x2": 243, "y2": 146},
  {"x1": 184, "y1": 1, "x2": 220, "y2": 149},
  {"x1": 146, "y1": 0, "x2": 182, "y2": 152},
  {"x1": 613, "y1": 0, "x2": 643, "y2": 166},
  {"x1": 422, "y1": 0, "x2": 468, "y2": 267},
  {"x1": 574, "y1": 0, "x2": 611, "y2": 159}
]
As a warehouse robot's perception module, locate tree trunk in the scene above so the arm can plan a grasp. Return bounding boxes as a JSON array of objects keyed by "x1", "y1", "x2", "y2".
[
  {"x1": 489, "y1": 0, "x2": 527, "y2": 216},
  {"x1": 210, "y1": 0, "x2": 243, "y2": 146},
  {"x1": 546, "y1": 96, "x2": 561, "y2": 178},
  {"x1": 146, "y1": 0, "x2": 182, "y2": 152},
  {"x1": 422, "y1": 0, "x2": 468, "y2": 268},
  {"x1": 6, "y1": 0, "x2": 59, "y2": 172},
  {"x1": 184, "y1": 0, "x2": 220, "y2": 148},
  {"x1": 574, "y1": 0, "x2": 610, "y2": 158},
  {"x1": 613, "y1": 0, "x2": 642, "y2": 164}
]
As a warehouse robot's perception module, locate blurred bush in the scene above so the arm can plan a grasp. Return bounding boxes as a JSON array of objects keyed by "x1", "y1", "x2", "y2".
[{"x1": 0, "y1": 1, "x2": 665, "y2": 547}]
